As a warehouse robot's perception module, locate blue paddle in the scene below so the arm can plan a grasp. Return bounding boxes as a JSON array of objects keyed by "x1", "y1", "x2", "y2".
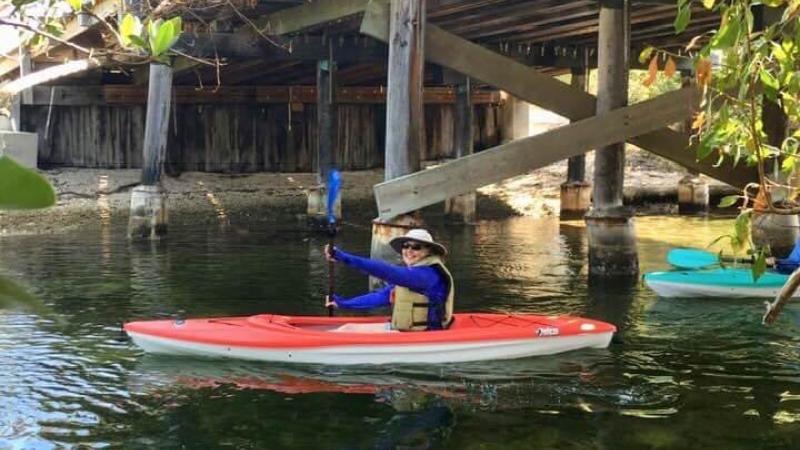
[
  {"x1": 666, "y1": 248, "x2": 721, "y2": 270},
  {"x1": 326, "y1": 170, "x2": 342, "y2": 317}
]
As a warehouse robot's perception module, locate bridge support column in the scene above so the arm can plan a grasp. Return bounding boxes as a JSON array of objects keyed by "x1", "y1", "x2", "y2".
[
  {"x1": 370, "y1": 0, "x2": 426, "y2": 286},
  {"x1": 677, "y1": 174, "x2": 709, "y2": 214},
  {"x1": 587, "y1": 0, "x2": 638, "y2": 276},
  {"x1": 307, "y1": 185, "x2": 341, "y2": 228},
  {"x1": 444, "y1": 70, "x2": 475, "y2": 223},
  {"x1": 561, "y1": 61, "x2": 591, "y2": 220},
  {"x1": 501, "y1": 95, "x2": 530, "y2": 143},
  {"x1": 308, "y1": 47, "x2": 339, "y2": 230},
  {"x1": 561, "y1": 182, "x2": 592, "y2": 220},
  {"x1": 129, "y1": 63, "x2": 172, "y2": 240}
]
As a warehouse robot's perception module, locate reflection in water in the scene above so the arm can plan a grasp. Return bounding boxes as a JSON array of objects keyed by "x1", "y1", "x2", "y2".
[
  {"x1": 196, "y1": 180, "x2": 230, "y2": 229},
  {"x1": 1, "y1": 216, "x2": 800, "y2": 448}
]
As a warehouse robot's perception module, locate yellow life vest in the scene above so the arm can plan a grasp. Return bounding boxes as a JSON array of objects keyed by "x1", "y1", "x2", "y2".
[{"x1": 390, "y1": 255, "x2": 454, "y2": 331}]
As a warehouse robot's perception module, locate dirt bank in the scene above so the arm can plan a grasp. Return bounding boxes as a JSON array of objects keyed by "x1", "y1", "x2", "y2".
[{"x1": 0, "y1": 150, "x2": 736, "y2": 236}]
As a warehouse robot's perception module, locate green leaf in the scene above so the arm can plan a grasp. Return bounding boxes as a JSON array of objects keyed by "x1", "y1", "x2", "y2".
[
  {"x1": 702, "y1": 0, "x2": 715, "y2": 9},
  {"x1": 708, "y1": 234, "x2": 732, "y2": 248},
  {"x1": 711, "y1": 16, "x2": 740, "y2": 49},
  {"x1": 782, "y1": 155, "x2": 796, "y2": 173},
  {"x1": 763, "y1": 0, "x2": 786, "y2": 7},
  {"x1": 697, "y1": 128, "x2": 719, "y2": 160},
  {"x1": 67, "y1": 0, "x2": 82, "y2": 11},
  {"x1": 760, "y1": 70, "x2": 780, "y2": 102},
  {"x1": 0, "y1": 156, "x2": 55, "y2": 210},
  {"x1": 44, "y1": 20, "x2": 64, "y2": 37},
  {"x1": 773, "y1": 41, "x2": 788, "y2": 64},
  {"x1": 638, "y1": 46, "x2": 655, "y2": 65},
  {"x1": 147, "y1": 18, "x2": 163, "y2": 56},
  {"x1": 674, "y1": 4, "x2": 692, "y2": 34},
  {"x1": 760, "y1": 70, "x2": 779, "y2": 91},
  {"x1": 733, "y1": 211, "x2": 752, "y2": 252},
  {"x1": 752, "y1": 249, "x2": 768, "y2": 282},
  {"x1": 150, "y1": 16, "x2": 182, "y2": 57},
  {"x1": 718, "y1": 195, "x2": 739, "y2": 208},
  {"x1": 118, "y1": 13, "x2": 142, "y2": 49},
  {"x1": 128, "y1": 35, "x2": 148, "y2": 50}
]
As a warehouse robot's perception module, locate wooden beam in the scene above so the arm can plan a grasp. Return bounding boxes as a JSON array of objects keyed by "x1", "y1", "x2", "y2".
[
  {"x1": 360, "y1": 2, "x2": 757, "y2": 189},
  {"x1": 27, "y1": 85, "x2": 500, "y2": 105},
  {"x1": 160, "y1": 0, "x2": 384, "y2": 84},
  {"x1": 257, "y1": 0, "x2": 375, "y2": 35},
  {"x1": 373, "y1": 87, "x2": 701, "y2": 220},
  {"x1": 362, "y1": 0, "x2": 595, "y2": 119},
  {"x1": 1, "y1": 59, "x2": 101, "y2": 98},
  {"x1": 0, "y1": 0, "x2": 118, "y2": 79}
]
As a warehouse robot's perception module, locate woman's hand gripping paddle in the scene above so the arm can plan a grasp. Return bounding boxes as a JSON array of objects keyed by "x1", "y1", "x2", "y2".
[{"x1": 326, "y1": 170, "x2": 342, "y2": 317}]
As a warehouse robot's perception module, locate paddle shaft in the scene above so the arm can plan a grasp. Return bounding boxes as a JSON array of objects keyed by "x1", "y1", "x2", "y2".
[
  {"x1": 327, "y1": 228, "x2": 335, "y2": 317},
  {"x1": 720, "y1": 255, "x2": 774, "y2": 267},
  {"x1": 668, "y1": 248, "x2": 774, "y2": 270}
]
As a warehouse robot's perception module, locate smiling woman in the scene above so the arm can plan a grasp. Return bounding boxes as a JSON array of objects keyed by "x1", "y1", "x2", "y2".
[{"x1": 323, "y1": 228, "x2": 455, "y2": 331}]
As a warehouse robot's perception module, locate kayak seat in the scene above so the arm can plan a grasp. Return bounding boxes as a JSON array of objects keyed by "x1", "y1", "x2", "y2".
[{"x1": 330, "y1": 322, "x2": 395, "y2": 333}]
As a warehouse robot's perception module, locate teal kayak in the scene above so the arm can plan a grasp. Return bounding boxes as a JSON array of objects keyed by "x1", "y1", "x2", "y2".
[{"x1": 643, "y1": 268, "x2": 792, "y2": 298}]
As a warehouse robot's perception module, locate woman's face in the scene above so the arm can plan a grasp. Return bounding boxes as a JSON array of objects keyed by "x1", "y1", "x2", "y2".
[{"x1": 401, "y1": 241, "x2": 431, "y2": 266}]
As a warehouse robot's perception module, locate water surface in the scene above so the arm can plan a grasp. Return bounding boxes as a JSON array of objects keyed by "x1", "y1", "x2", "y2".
[{"x1": 1, "y1": 215, "x2": 799, "y2": 449}]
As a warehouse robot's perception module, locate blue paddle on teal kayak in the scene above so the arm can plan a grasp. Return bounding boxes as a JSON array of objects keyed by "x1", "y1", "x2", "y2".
[{"x1": 326, "y1": 170, "x2": 342, "y2": 317}]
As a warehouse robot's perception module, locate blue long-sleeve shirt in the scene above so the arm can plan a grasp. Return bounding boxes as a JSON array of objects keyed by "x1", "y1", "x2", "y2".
[
  {"x1": 331, "y1": 248, "x2": 449, "y2": 330},
  {"x1": 775, "y1": 237, "x2": 800, "y2": 274}
]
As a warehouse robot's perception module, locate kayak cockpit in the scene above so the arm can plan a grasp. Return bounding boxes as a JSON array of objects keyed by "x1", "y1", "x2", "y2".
[{"x1": 246, "y1": 314, "x2": 396, "y2": 333}]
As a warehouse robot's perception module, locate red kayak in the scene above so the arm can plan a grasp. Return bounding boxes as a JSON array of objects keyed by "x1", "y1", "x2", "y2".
[{"x1": 124, "y1": 313, "x2": 616, "y2": 365}]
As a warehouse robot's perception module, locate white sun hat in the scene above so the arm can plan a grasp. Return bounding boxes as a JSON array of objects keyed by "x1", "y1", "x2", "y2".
[{"x1": 389, "y1": 229, "x2": 447, "y2": 256}]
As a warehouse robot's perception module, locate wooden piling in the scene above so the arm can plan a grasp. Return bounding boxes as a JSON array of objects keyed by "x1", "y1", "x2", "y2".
[
  {"x1": 383, "y1": 0, "x2": 425, "y2": 181},
  {"x1": 561, "y1": 62, "x2": 591, "y2": 220},
  {"x1": 586, "y1": 0, "x2": 638, "y2": 276},
  {"x1": 128, "y1": 63, "x2": 172, "y2": 240},
  {"x1": 677, "y1": 174, "x2": 709, "y2": 215},
  {"x1": 444, "y1": 70, "x2": 476, "y2": 223},
  {"x1": 371, "y1": 0, "x2": 427, "y2": 285},
  {"x1": 308, "y1": 47, "x2": 340, "y2": 228}
]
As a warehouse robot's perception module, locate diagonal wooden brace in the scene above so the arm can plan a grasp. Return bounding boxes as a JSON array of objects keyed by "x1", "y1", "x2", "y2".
[
  {"x1": 373, "y1": 86, "x2": 704, "y2": 219},
  {"x1": 361, "y1": 1, "x2": 757, "y2": 193}
]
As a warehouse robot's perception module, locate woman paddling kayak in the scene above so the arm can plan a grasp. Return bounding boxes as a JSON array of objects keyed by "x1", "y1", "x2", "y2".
[{"x1": 324, "y1": 229, "x2": 455, "y2": 331}]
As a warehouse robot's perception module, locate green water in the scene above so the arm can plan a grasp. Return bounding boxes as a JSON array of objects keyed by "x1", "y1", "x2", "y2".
[{"x1": 1, "y1": 216, "x2": 799, "y2": 449}]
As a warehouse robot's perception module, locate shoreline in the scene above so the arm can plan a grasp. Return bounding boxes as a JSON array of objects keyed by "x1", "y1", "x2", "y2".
[{"x1": 0, "y1": 158, "x2": 738, "y2": 236}]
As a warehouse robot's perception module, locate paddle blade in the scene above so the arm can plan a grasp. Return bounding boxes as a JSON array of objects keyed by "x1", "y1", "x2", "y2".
[
  {"x1": 326, "y1": 169, "x2": 341, "y2": 224},
  {"x1": 667, "y1": 248, "x2": 719, "y2": 269}
]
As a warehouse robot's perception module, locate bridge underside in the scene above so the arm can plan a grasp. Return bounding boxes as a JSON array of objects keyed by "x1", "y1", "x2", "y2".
[
  {"x1": 358, "y1": 1, "x2": 756, "y2": 218},
  {"x1": 1, "y1": 0, "x2": 758, "y2": 215}
]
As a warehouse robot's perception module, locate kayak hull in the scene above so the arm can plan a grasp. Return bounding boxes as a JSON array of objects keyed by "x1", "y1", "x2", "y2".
[
  {"x1": 644, "y1": 268, "x2": 796, "y2": 298},
  {"x1": 125, "y1": 313, "x2": 615, "y2": 365}
]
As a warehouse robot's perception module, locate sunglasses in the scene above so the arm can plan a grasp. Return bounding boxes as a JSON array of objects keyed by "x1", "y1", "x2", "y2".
[{"x1": 402, "y1": 242, "x2": 426, "y2": 251}]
